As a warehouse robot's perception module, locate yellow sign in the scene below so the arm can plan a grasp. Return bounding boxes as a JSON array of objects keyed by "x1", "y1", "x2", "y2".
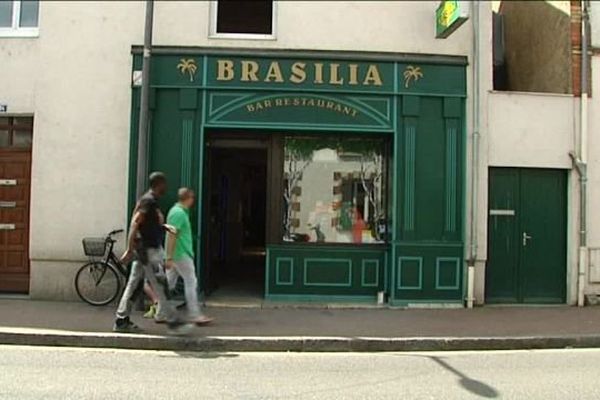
[
  {"x1": 216, "y1": 60, "x2": 383, "y2": 87},
  {"x1": 177, "y1": 58, "x2": 198, "y2": 82},
  {"x1": 245, "y1": 97, "x2": 359, "y2": 117}
]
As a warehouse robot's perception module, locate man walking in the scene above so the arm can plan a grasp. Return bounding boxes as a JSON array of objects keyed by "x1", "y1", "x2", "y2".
[
  {"x1": 165, "y1": 188, "x2": 214, "y2": 325},
  {"x1": 114, "y1": 172, "x2": 193, "y2": 335}
]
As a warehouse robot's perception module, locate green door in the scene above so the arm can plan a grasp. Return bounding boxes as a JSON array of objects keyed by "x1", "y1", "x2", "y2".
[{"x1": 486, "y1": 168, "x2": 567, "y2": 304}]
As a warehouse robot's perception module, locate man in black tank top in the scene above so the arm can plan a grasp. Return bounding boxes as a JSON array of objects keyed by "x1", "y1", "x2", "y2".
[{"x1": 113, "y1": 172, "x2": 193, "y2": 336}]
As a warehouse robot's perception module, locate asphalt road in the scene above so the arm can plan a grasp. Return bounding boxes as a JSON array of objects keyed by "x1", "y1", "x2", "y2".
[{"x1": 1, "y1": 346, "x2": 599, "y2": 400}]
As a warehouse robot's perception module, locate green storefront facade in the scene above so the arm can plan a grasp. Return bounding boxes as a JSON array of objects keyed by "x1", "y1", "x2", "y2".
[{"x1": 129, "y1": 47, "x2": 467, "y2": 306}]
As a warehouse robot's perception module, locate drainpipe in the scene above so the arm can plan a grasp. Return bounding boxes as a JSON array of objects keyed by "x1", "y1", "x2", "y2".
[
  {"x1": 572, "y1": 0, "x2": 589, "y2": 307},
  {"x1": 466, "y1": 0, "x2": 480, "y2": 309},
  {"x1": 135, "y1": 0, "x2": 154, "y2": 198}
]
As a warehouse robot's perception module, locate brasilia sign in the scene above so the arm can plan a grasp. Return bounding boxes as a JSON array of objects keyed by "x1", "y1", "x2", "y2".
[{"x1": 436, "y1": 0, "x2": 469, "y2": 39}]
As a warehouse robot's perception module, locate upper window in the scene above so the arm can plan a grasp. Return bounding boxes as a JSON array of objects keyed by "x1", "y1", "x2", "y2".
[
  {"x1": 0, "y1": 0, "x2": 39, "y2": 37},
  {"x1": 0, "y1": 116, "x2": 33, "y2": 148},
  {"x1": 210, "y1": 0, "x2": 275, "y2": 39}
]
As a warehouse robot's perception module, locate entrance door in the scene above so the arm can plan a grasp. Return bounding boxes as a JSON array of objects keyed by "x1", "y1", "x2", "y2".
[
  {"x1": 486, "y1": 168, "x2": 567, "y2": 303},
  {"x1": 0, "y1": 117, "x2": 33, "y2": 293},
  {"x1": 204, "y1": 137, "x2": 269, "y2": 299}
]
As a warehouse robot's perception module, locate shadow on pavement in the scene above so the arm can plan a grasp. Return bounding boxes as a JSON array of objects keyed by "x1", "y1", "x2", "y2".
[
  {"x1": 394, "y1": 354, "x2": 499, "y2": 398},
  {"x1": 428, "y1": 356, "x2": 498, "y2": 398}
]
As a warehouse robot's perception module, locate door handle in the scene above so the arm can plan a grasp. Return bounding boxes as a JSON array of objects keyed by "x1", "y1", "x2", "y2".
[{"x1": 522, "y1": 232, "x2": 532, "y2": 246}]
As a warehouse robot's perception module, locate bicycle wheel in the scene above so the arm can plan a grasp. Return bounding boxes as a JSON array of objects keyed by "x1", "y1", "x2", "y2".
[{"x1": 75, "y1": 261, "x2": 122, "y2": 306}]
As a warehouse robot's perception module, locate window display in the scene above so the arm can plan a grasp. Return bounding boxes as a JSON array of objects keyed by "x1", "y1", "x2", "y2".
[{"x1": 282, "y1": 136, "x2": 387, "y2": 244}]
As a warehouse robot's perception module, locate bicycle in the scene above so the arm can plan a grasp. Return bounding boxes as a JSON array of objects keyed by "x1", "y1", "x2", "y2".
[{"x1": 75, "y1": 229, "x2": 128, "y2": 306}]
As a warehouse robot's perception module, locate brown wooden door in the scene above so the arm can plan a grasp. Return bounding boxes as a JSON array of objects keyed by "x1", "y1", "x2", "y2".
[{"x1": 0, "y1": 117, "x2": 33, "y2": 293}]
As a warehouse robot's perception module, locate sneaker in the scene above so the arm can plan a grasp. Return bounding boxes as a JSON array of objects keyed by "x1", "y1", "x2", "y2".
[
  {"x1": 167, "y1": 321, "x2": 194, "y2": 336},
  {"x1": 113, "y1": 317, "x2": 142, "y2": 333},
  {"x1": 143, "y1": 303, "x2": 157, "y2": 319},
  {"x1": 154, "y1": 314, "x2": 168, "y2": 324},
  {"x1": 190, "y1": 315, "x2": 215, "y2": 326}
]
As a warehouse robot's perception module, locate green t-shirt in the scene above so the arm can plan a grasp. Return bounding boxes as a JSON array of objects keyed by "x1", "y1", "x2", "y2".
[{"x1": 166, "y1": 203, "x2": 194, "y2": 261}]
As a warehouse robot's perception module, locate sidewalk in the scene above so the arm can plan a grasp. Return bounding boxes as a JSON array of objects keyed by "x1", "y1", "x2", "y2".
[{"x1": 1, "y1": 299, "x2": 600, "y2": 352}]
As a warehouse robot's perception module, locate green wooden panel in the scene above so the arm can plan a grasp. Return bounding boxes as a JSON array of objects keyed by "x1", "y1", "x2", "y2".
[
  {"x1": 361, "y1": 259, "x2": 380, "y2": 287},
  {"x1": 275, "y1": 257, "x2": 294, "y2": 286},
  {"x1": 435, "y1": 257, "x2": 461, "y2": 290},
  {"x1": 486, "y1": 168, "x2": 520, "y2": 303},
  {"x1": 205, "y1": 92, "x2": 393, "y2": 131},
  {"x1": 393, "y1": 243, "x2": 463, "y2": 301},
  {"x1": 266, "y1": 245, "x2": 386, "y2": 298},
  {"x1": 304, "y1": 259, "x2": 352, "y2": 287},
  {"x1": 397, "y1": 257, "x2": 423, "y2": 290},
  {"x1": 398, "y1": 63, "x2": 466, "y2": 96},
  {"x1": 127, "y1": 88, "x2": 140, "y2": 216},
  {"x1": 444, "y1": 118, "x2": 459, "y2": 236},
  {"x1": 413, "y1": 97, "x2": 446, "y2": 241},
  {"x1": 519, "y1": 169, "x2": 567, "y2": 303},
  {"x1": 486, "y1": 168, "x2": 567, "y2": 304},
  {"x1": 179, "y1": 88, "x2": 198, "y2": 110},
  {"x1": 147, "y1": 89, "x2": 202, "y2": 236},
  {"x1": 146, "y1": 53, "x2": 465, "y2": 97}
]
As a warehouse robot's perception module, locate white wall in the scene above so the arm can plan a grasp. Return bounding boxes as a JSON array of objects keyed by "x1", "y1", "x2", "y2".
[
  {"x1": 591, "y1": 1, "x2": 600, "y2": 48},
  {"x1": 487, "y1": 91, "x2": 575, "y2": 168}
]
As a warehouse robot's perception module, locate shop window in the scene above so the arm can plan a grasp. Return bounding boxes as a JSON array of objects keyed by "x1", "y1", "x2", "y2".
[
  {"x1": 283, "y1": 136, "x2": 388, "y2": 244},
  {"x1": 211, "y1": 0, "x2": 275, "y2": 38},
  {"x1": 0, "y1": 116, "x2": 33, "y2": 148},
  {"x1": 0, "y1": 1, "x2": 39, "y2": 37}
]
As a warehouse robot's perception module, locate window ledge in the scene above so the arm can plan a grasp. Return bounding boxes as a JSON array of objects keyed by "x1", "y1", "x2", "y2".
[
  {"x1": 209, "y1": 32, "x2": 276, "y2": 41},
  {"x1": 0, "y1": 28, "x2": 39, "y2": 38}
]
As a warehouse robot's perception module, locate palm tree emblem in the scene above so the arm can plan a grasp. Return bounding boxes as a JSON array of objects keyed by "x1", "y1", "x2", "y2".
[
  {"x1": 177, "y1": 58, "x2": 198, "y2": 82},
  {"x1": 403, "y1": 66, "x2": 423, "y2": 88}
]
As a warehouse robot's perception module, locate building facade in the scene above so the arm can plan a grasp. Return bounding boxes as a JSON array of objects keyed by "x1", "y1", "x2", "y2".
[{"x1": 0, "y1": 0, "x2": 597, "y2": 307}]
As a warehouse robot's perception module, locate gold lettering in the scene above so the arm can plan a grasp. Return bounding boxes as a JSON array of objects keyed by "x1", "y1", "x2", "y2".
[
  {"x1": 264, "y1": 62, "x2": 284, "y2": 82},
  {"x1": 293, "y1": 98, "x2": 300, "y2": 106},
  {"x1": 348, "y1": 64, "x2": 359, "y2": 85},
  {"x1": 363, "y1": 65, "x2": 383, "y2": 86},
  {"x1": 326, "y1": 101, "x2": 335, "y2": 109},
  {"x1": 284, "y1": 98, "x2": 291, "y2": 106},
  {"x1": 334, "y1": 104, "x2": 342, "y2": 112},
  {"x1": 308, "y1": 99, "x2": 317, "y2": 107},
  {"x1": 315, "y1": 99, "x2": 324, "y2": 107},
  {"x1": 246, "y1": 104, "x2": 255, "y2": 112},
  {"x1": 351, "y1": 109, "x2": 358, "y2": 117},
  {"x1": 275, "y1": 98, "x2": 283, "y2": 106},
  {"x1": 255, "y1": 102, "x2": 264, "y2": 111},
  {"x1": 241, "y1": 60, "x2": 259, "y2": 82},
  {"x1": 301, "y1": 98, "x2": 308, "y2": 106},
  {"x1": 314, "y1": 63, "x2": 324, "y2": 84},
  {"x1": 343, "y1": 106, "x2": 352, "y2": 115},
  {"x1": 329, "y1": 64, "x2": 344, "y2": 85},
  {"x1": 290, "y1": 62, "x2": 307, "y2": 84},
  {"x1": 217, "y1": 59, "x2": 234, "y2": 81},
  {"x1": 264, "y1": 100, "x2": 272, "y2": 108}
]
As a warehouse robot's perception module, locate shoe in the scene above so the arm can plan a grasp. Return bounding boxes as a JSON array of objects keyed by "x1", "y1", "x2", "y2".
[
  {"x1": 143, "y1": 303, "x2": 157, "y2": 319},
  {"x1": 190, "y1": 315, "x2": 215, "y2": 326},
  {"x1": 167, "y1": 321, "x2": 194, "y2": 336},
  {"x1": 113, "y1": 317, "x2": 142, "y2": 333},
  {"x1": 154, "y1": 314, "x2": 168, "y2": 324}
]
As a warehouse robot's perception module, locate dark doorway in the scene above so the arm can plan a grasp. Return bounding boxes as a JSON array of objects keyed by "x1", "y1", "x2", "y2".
[{"x1": 205, "y1": 138, "x2": 268, "y2": 301}]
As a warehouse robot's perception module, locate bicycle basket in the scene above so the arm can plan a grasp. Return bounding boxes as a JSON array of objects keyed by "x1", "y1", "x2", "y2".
[{"x1": 82, "y1": 238, "x2": 108, "y2": 257}]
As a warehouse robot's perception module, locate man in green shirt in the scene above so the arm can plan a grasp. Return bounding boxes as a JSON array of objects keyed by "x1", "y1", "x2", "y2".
[{"x1": 165, "y1": 188, "x2": 213, "y2": 325}]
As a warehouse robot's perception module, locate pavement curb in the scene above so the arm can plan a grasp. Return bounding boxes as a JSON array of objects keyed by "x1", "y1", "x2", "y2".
[{"x1": 2, "y1": 329, "x2": 600, "y2": 352}]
